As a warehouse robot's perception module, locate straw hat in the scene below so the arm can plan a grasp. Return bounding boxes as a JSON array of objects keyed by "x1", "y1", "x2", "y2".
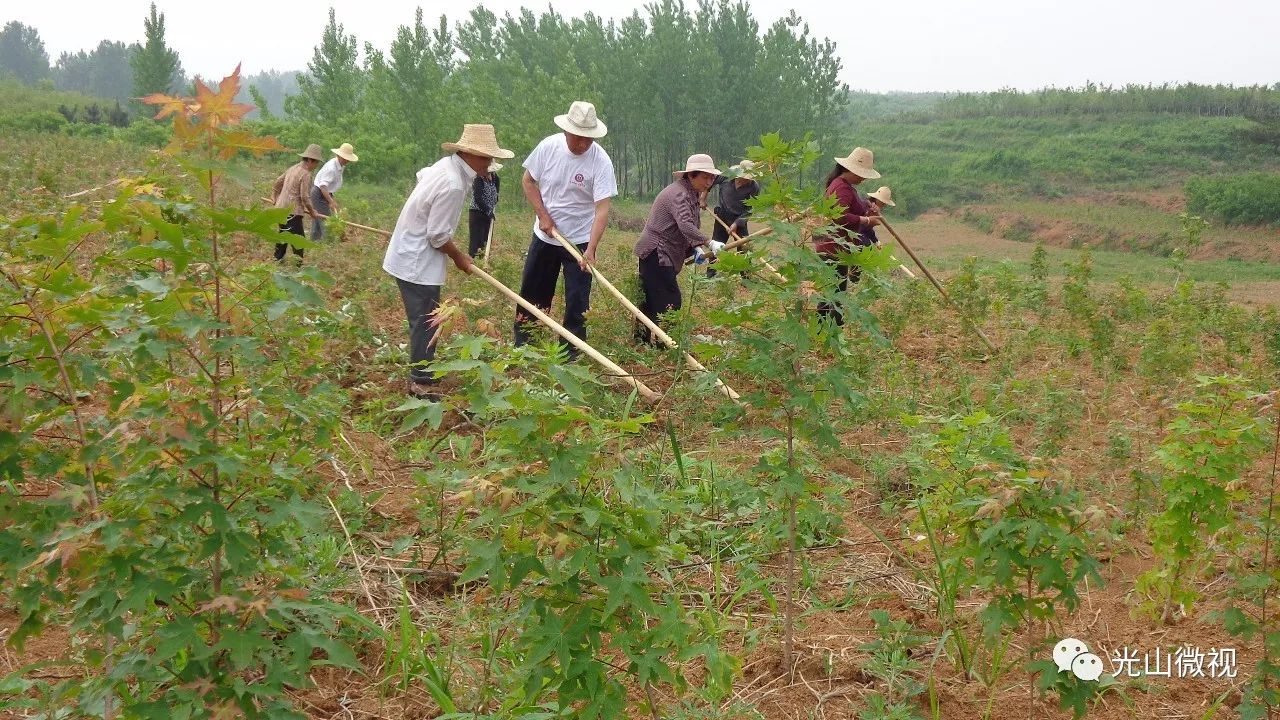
[
  {"x1": 732, "y1": 159, "x2": 757, "y2": 180},
  {"x1": 332, "y1": 142, "x2": 359, "y2": 162},
  {"x1": 868, "y1": 186, "x2": 896, "y2": 206},
  {"x1": 554, "y1": 100, "x2": 608, "y2": 139},
  {"x1": 487, "y1": 161, "x2": 503, "y2": 173},
  {"x1": 834, "y1": 147, "x2": 880, "y2": 180},
  {"x1": 299, "y1": 144, "x2": 324, "y2": 161},
  {"x1": 441, "y1": 124, "x2": 515, "y2": 159},
  {"x1": 673, "y1": 153, "x2": 722, "y2": 177}
]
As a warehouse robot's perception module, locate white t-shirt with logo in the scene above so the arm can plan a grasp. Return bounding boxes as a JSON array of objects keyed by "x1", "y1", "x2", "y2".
[{"x1": 524, "y1": 133, "x2": 618, "y2": 246}]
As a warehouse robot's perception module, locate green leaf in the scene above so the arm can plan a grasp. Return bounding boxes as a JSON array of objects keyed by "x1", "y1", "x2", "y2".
[
  {"x1": 394, "y1": 397, "x2": 444, "y2": 432},
  {"x1": 272, "y1": 274, "x2": 324, "y2": 305}
]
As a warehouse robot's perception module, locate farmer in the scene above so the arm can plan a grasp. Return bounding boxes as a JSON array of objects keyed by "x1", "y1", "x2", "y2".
[
  {"x1": 467, "y1": 160, "x2": 501, "y2": 258},
  {"x1": 864, "y1": 186, "x2": 895, "y2": 245},
  {"x1": 383, "y1": 124, "x2": 514, "y2": 399},
  {"x1": 633, "y1": 154, "x2": 725, "y2": 344},
  {"x1": 310, "y1": 142, "x2": 358, "y2": 241},
  {"x1": 814, "y1": 147, "x2": 882, "y2": 325},
  {"x1": 703, "y1": 159, "x2": 761, "y2": 278},
  {"x1": 513, "y1": 100, "x2": 618, "y2": 356},
  {"x1": 270, "y1": 143, "x2": 324, "y2": 263}
]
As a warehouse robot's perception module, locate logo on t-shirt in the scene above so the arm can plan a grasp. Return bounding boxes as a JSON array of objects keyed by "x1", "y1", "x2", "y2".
[{"x1": 573, "y1": 172, "x2": 585, "y2": 184}]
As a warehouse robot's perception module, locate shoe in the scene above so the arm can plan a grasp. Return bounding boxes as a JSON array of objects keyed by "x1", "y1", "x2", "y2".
[{"x1": 408, "y1": 382, "x2": 443, "y2": 402}]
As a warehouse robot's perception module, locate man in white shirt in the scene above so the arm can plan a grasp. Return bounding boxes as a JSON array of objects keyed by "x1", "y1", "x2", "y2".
[
  {"x1": 310, "y1": 142, "x2": 358, "y2": 241},
  {"x1": 514, "y1": 100, "x2": 618, "y2": 356},
  {"x1": 383, "y1": 125, "x2": 514, "y2": 399}
]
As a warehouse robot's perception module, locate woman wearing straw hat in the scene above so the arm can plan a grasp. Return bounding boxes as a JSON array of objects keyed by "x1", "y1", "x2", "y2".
[
  {"x1": 704, "y1": 159, "x2": 761, "y2": 278},
  {"x1": 383, "y1": 124, "x2": 514, "y2": 399},
  {"x1": 467, "y1": 160, "x2": 502, "y2": 258},
  {"x1": 310, "y1": 142, "x2": 358, "y2": 242},
  {"x1": 270, "y1": 143, "x2": 325, "y2": 263},
  {"x1": 814, "y1": 147, "x2": 883, "y2": 326},
  {"x1": 514, "y1": 100, "x2": 618, "y2": 357},
  {"x1": 632, "y1": 154, "x2": 725, "y2": 344},
  {"x1": 863, "y1": 186, "x2": 896, "y2": 245}
]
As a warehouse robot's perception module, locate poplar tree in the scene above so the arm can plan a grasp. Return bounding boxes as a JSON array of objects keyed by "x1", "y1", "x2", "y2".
[
  {"x1": 130, "y1": 3, "x2": 183, "y2": 98},
  {"x1": 0, "y1": 21, "x2": 50, "y2": 85},
  {"x1": 289, "y1": 7, "x2": 362, "y2": 124}
]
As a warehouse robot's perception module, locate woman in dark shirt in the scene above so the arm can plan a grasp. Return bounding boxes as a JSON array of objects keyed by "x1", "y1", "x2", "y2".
[
  {"x1": 814, "y1": 147, "x2": 883, "y2": 326},
  {"x1": 633, "y1": 154, "x2": 724, "y2": 344},
  {"x1": 467, "y1": 161, "x2": 502, "y2": 258},
  {"x1": 705, "y1": 159, "x2": 761, "y2": 277}
]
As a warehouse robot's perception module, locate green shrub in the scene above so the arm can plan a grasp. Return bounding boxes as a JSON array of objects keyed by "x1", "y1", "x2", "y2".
[
  {"x1": 1185, "y1": 173, "x2": 1280, "y2": 226},
  {"x1": 116, "y1": 118, "x2": 171, "y2": 148},
  {"x1": 0, "y1": 110, "x2": 68, "y2": 132}
]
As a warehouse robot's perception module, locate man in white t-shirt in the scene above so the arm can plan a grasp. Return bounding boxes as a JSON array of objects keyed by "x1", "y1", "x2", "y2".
[
  {"x1": 514, "y1": 100, "x2": 619, "y2": 355},
  {"x1": 310, "y1": 142, "x2": 358, "y2": 241},
  {"x1": 383, "y1": 124, "x2": 514, "y2": 399}
]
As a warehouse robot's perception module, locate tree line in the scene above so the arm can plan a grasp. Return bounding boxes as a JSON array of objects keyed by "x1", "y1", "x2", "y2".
[
  {"x1": 922, "y1": 82, "x2": 1280, "y2": 121},
  {"x1": 267, "y1": 1, "x2": 850, "y2": 193},
  {"x1": 0, "y1": 6, "x2": 290, "y2": 116}
]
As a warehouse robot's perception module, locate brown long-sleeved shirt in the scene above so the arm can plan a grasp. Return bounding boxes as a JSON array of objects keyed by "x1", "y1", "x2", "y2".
[
  {"x1": 272, "y1": 161, "x2": 316, "y2": 217},
  {"x1": 634, "y1": 177, "x2": 708, "y2": 269}
]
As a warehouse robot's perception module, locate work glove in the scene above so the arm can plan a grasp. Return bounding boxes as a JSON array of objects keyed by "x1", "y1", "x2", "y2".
[{"x1": 708, "y1": 240, "x2": 726, "y2": 256}]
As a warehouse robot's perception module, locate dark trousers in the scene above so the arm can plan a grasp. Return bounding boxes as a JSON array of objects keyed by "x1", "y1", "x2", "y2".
[
  {"x1": 275, "y1": 214, "x2": 305, "y2": 261},
  {"x1": 396, "y1": 279, "x2": 442, "y2": 386},
  {"x1": 816, "y1": 255, "x2": 862, "y2": 327},
  {"x1": 709, "y1": 208, "x2": 747, "y2": 278},
  {"x1": 513, "y1": 235, "x2": 592, "y2": 355},
  {"x1": 468, "y1": 209, "x2": 493, "y2": 258},
  {"x1": 309, "y1": 187, "x2": 331, "y2": 241},
  {"x1": 636, "y1": 252, "x2": 682, "y2": 345}
]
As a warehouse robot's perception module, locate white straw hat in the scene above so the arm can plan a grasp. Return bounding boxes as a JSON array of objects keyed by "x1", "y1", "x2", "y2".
[
  {"x1": 673, "y1": 153, "x2": 722, "y2": 177},
  {"x1": 868, "y1": 186, "x2": 895, "y2": 206},
  {"x1": 732, "y1": 159, "x2": 757, "y2": 180},
  {"x1": 834, "y1": 147, "x2": 881, "y2": 180},
  {"x1": 554, "y1": 100, "x2": 608, "y2": 139},
  {"x1": 331, "y1": 142, "x2": 358, "y2": 162},
  {"x1": 441, "y1": 124, "x2": 515, "y2": 159}
]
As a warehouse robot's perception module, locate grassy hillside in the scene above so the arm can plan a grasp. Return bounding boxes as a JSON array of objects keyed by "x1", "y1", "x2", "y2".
[
  {"x1": 850, "y1": 114, "x2": 1278, "y2": 217},
  {"x1": 0, "y1": 78, "x2": 106, "y2": 115}
]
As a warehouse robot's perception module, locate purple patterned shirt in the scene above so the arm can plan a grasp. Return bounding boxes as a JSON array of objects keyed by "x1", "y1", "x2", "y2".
[{"x1": 634, "y1": 177, "x2": 709, "y2": 269}]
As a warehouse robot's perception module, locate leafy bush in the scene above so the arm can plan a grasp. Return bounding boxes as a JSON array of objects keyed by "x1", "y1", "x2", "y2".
[
  {"x1": 1185, "y1": 173, "x2": 1280, "y2": 226},
  {"x1": 115, "y1": 118, "x2": 170, "y2": 148},
  {"x1": 0, "y1": 110, "x2": 68, "y2": 132}
]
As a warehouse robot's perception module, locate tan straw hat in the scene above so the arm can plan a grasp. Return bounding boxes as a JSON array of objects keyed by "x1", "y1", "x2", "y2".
[
  {"x1": 834, "y1": 147, "x2": 881, "y2": 180},
  {"x1": 332, "y1": 142, "x2": 359, "y2": 162},
  {"x1": 554, "y1": 100, "x2": 608, "y2": 138},
  {"x1": 299, "y1": 143, "x2": 324, "y2": 161},
  {"x1": 868, "y1": 186, "x2": 896, "y2": 206},
  {"x1": 441, "y1": 124, "x2": 515, "y2": 159},
  {"x1": 673, "y1": 153, "x2": 722, "y2": 177},
  {"x1": 732, "y1": 159, "x2": 757, "y2": 180}
]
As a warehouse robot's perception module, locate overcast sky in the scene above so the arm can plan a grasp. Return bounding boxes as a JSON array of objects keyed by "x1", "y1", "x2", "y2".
[{"x1": 10, "y1": 0, "x2": 1279, "y2": 93}]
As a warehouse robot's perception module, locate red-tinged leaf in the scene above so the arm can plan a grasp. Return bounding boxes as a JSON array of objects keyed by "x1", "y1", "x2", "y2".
[
  {"x1": 197, "y1": 595, "x2": 241, "y2": 614},
  {"x1": 215, "y1": 129, "x2": 286, "y2": 159},
  {"x1": 141, "y1": 93, "x2": 190, "y2": 120},
  {"x1": 194, "y1": 66, "x2": 254, "y2": 128}
]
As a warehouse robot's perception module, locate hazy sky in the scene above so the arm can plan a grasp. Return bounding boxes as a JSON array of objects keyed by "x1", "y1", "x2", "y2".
[{"x1": 10, "y1": 0, "x2": 1279, "y2": 92}]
